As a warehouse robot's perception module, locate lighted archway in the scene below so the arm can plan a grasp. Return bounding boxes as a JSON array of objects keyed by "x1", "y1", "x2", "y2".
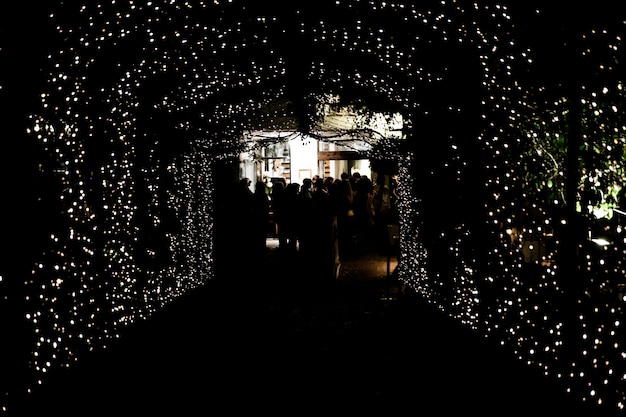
[{"x1": 21, "y1": 0, "x2": 528, "y2": 408}]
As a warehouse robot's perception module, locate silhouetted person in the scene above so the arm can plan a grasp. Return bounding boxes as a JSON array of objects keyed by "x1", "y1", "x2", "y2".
[
  {"x1": 353, "y1": 173, "x2": 375, "y2": 251},
  {"x1": 322, "y1": 176, "x2": 334, "y2": 192},
  {"x1": 270, "y1": 179, "x2": 287, "y2": 250},
  {"x1": 330, "y1": 174, "x2": 355, "y2": 257},
  {"x1": 297, "y1": 178, "x2": 315, "y2": 258},
  {"x1": 283, "y1": 182, "x2": 300, "y2": 253},
  {"x1": 373, "y1": 174, "x2": 399, "y2": 251},
  {"x1": 349, "y1": 171, "x2": 360, "y2": 193},
  {"x1": 252, "y1": 180, "x2": 270, "y2": 256},
  {"x1": 309, "y1": 177, "x2": 336, "y2": 280},
  {"x1": 312, "y1": 174, "x2": 321, "y2": 190}
]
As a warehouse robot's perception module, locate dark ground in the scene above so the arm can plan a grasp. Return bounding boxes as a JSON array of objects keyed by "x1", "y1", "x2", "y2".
[{"x1": 7, "y1": 244, "x2": 612, "y2": 416}]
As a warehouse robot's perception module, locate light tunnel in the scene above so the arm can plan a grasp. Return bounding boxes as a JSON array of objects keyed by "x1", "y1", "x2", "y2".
[{"x1": 2, "y1": 1, "x2": 625, "y2": 414}]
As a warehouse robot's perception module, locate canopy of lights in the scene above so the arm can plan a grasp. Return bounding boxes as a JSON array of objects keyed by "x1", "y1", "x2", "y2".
[{"x1": 2, "y1": 0, "x2": 625, "y2": 414}]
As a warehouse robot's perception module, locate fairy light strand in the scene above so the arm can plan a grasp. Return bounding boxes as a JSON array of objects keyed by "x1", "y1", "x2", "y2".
[{"x1": 3, "y1": 1, "x2": 624, "y2": 414}]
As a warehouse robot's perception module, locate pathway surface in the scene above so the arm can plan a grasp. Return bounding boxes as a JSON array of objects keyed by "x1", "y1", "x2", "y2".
[{"x1": 8, "y1": 246, "x2": 608, "y2": 416}]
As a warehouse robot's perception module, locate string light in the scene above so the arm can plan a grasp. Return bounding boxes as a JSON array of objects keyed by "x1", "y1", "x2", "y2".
[{"x1": 5, "y1": 1, "x2": 625, "y2": 414}]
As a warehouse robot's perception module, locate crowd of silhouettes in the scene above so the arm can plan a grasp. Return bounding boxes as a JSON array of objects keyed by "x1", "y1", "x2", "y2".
[{"x1": 222, "y1": 171, "x2": 399, "y2": 269}]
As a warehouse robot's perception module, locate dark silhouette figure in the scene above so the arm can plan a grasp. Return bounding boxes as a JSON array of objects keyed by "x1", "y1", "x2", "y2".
[
  {"x1": 373, "y1": 174, "x2": 399, "y2": 251},
  {"x1": 308, "y1": 177, "x2": 336, "y2": 279},
  {"x1": 353, "y1": 173, "x2": 375, "y2": 251},
  {"x1": 349, "y1": 171, "x2": 360, "y2": 193},
  {"x1": 330, "y1": 174, "x2": 355, "y2": 257},
  {"x1": 282, "y1": 182, "x2": 301, "y2": 253},
  {"x1": 251, "y1": 180, "x2": 270, "y2": 256},
  {"x1": 270, "y1": 179, "x2": 287, "y2": 250},
  {"x1": 296, "y1": 178, "x2": 315, "y2": 258}
]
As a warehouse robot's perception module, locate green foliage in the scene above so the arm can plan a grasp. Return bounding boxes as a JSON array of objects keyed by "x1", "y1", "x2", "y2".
[{"x1": 515, "y1": 89, "x2": 626, "y2": 219}]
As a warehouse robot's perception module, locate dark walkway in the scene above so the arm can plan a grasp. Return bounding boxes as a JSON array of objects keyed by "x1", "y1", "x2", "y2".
[{"x1": 9, "y1": 242, "x2": 605, "y2": 416}]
